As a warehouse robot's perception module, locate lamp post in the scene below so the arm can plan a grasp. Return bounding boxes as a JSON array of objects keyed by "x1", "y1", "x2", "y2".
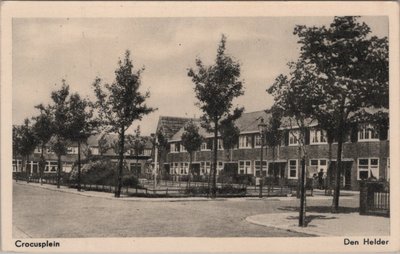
[{"x1": 258, "y1": 118, "x2": 267, "y2": 198}]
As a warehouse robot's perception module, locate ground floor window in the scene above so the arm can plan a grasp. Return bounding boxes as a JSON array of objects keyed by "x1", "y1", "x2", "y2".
[
  {"x1": 254, "y1": 160, "x2": 267, "y2": 177},
  {"x1": 288, "y1": 160, "x2": 298, "y2": 179},
  {"x1": 200, "y1": 161, "x2": 211, "y2": 175},
  {"x1": 181, "y1": 162, "x2": 189, "y2": 175},
  {"x1": 238, "y1": 160, "x2": 252, "y2": 175},
  {"x1": 217, "y1": 161, "x2": 224, "y2": 173},
  {"x1": 358, "y1": 158, "x2": 379, "y2": 180},
  {"x1": 45, "y1": 161, "x2": 58, "y2": 173},
  {"x1": 309, "y1": 159, "x2": 328, "y2": 177},
  {"x1": 12, "y1": 159, "x2": 22, "y2": 172}
]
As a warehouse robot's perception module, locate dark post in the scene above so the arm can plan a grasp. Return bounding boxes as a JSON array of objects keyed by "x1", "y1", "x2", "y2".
[
  {"x1": 77, "y1": 140, "x2": 81, "y2": 191},
  {"x1": 299, "y1": 156, "x2": 306, "y2": 227}
]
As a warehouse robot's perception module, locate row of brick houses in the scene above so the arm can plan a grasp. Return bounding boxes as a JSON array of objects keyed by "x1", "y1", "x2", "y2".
[
  {"x1": 157, "y1": 110, "x2": 389, "y2": 191},
  {"x1": 12, "y1": 133, "x2": 155, "y2": 177}
]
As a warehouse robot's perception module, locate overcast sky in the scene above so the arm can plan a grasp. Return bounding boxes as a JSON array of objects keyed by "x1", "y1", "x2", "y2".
[{"x1": 13, "y1": 16, "x2": 388, "y2": 136}]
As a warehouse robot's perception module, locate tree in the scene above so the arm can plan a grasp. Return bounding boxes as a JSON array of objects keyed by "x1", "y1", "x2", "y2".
[
  {"x1": 127, "y1": 126, "x2": 146, "y2": 178},
  {"x1": 13, "y1": 119, "x2": 39, "y2": 182},
  {"x1": 64, "y1": 93, "x2": 97, "y2": 191},
  {"x1": 188, "y1": 34, "x2": 244, "y2": 198},
  {"x1": 32, "y1": 104, "x2": 53, "y2": 185},
  {"x1": 181, "y1": 120, "x2": 203, "y2": 187},
  {"x1": 292, "y1": 16, "x2": 388, "y2": 212},
  {"x1": 48, "y1": 81, "x2": 71, "y2": 188},
  {"x1": 92, "y1": 50, "x2": 156, "y2": 198},
  {"x1": 219, "y1": 108, "x2": 243, "y2": 161},
  {"x1": 156, "y1": 126, "x2": 169, "y2": 180},
  {"x1": 264, "y1": 108, "x2": 283, "y2": 180},
  {"x1": 98, "y1": 134, "x2": 111, "y2": 156}
]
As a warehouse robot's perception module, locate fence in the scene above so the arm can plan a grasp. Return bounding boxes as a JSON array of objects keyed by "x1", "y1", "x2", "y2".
[
  {"x1": 360, "y1": 181, "x2": 390, "y2": 217},
  {"x1": 14, "y1": 174, "x2": 301, "y2": 198}
]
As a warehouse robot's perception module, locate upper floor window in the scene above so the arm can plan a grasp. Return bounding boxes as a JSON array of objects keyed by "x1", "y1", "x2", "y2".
[
  {"x1": 358, "y1": 124, "x2": 379, "y2": 142},
  {"x1": 143, "y1": 149, "x2": 152, "y2": 156},
  {"x1": 310, "y1": 129, "x2": 327, "y2": 144},
  {"x1": 239, "y1": 135, "x2": 252, "y2": 149},
  {"x1": 90, "y1": 147, "x2": 99, "y2": 155},
  {"x1": 254, "y1": 134, "x2": 262, "y2": 148},
  {"x1": 170, "y1": 143, "x2": 180, "y2": 153},
  {"x1": 67, "y1": 147, "x2": 78, "y2": 154},
  {"x1": 201, "y1": 142, "x2": 209, "y2": 151},
  {"x1": 180, "y1": 144, "x2": 187, "y2": 153},
  {"x1": 46, "y1": 148, "x2": 54, "y2": 154},
  {"x1": 34, "y1": 147, "x2": 42, "y2": 154},
  {"x1": 288, "y1": 130, "x2": 300, "y2": 146}
]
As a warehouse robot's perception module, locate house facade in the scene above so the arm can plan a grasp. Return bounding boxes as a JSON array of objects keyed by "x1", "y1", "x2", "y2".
[
  {"x1": 12, "y1": 132, "x2": 155, "y2": 177},
  {"x1": 161, "y1": 110, "x2": 389, "y2": 190}
]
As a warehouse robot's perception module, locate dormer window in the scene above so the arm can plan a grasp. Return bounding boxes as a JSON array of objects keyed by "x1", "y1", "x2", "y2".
[{"x1": 358, "y1": 124, "x2": 379, "y2": 141}]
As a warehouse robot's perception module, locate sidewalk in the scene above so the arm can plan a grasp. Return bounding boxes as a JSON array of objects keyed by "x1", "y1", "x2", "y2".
[
  {"x1": 14, "y1": 181, "x2": 356, "y2": 202},
  {"x1": 246, "y1": 212, "x2": 389, "y2": 236}
]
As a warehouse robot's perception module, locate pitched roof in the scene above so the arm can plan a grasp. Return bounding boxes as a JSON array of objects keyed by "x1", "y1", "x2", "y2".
[
  {"x1": 86, "y1": 132, "x2": 153, "y2": 149},
  {"x1": 170, "y1": 110, "x2": 270, "y2": 142},
  {"x1": 156, "y1": 116, "x2": 194, "y2": 139}
]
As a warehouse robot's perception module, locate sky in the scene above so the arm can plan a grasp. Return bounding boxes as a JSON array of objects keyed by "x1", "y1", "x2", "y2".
[{"x1": 12, "y1": 16, "x2": 388, "y2": 136}]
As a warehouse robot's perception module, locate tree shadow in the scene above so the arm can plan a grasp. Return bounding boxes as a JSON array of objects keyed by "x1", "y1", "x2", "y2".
[
  {"x1": 278, "y1": 206, "x2": 359, "y2": 214},
  {"x1": 286, "y1": 214, "x2": 339, "y2": 227}
]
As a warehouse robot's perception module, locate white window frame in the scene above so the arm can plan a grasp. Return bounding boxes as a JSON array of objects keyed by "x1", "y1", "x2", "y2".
[
  {"x1": 239, "y1": 135, "x2": 252, "y2": 149},
  {"x1": 34, "y1": 147, "x2": 42, "y2": 154},
  {"x1": 46, "y1": 148, "x2": 54, "y2": 154},
  {"x1": 357, "y1": 158, "x2": 379, "y2": 180},
  {"x1": 254, "y1": 134, "x2": 262, "y2": 148},
  {"x1": 217, "y1": 139, "x2": 224, "y2": 150},
  {"x1": 238, "y1": 160, "x2": 252, "y2": 174},
  {"x1": 12, "y1": 159, "x2": 22, "y2": 172},
  {"x1": 201, "y1": 142, "x2": 210, "y2": 151},
  {"x1": 358, "y1": 124, "x2": 379, "y2": 142},
  {"x1": 254, "y1": 160, "x2": 268, "y2": 176},
  {"x1": 45, "y1": 161, "x2": 58, "y2": 173},
  {"x1": 180, "y1": 144, "x2": 187, "y2": 153},
  {"x1": 170, "y1": 143, "x2": 179, "y2": 153},
  {"x1": 288, "y1": 130, "x2": 300, "y2": 146},
  {"x1": 288, "y1": 159, "x2": 298, "y2": 179},
  {"x1": 310, "y1": 129, "x2": 328, "y2": 145}
]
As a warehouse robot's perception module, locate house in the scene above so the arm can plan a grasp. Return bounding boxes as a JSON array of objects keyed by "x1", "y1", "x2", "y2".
[
  {"x1": 161, "y1": 110, "x2": 389, "y2": 190},
  {"x1": 12, "y1": 132, "x2": 154, "y2": 177}
]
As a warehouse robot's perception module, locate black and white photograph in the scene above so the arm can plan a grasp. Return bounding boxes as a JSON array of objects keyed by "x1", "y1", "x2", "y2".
[{"x1": 1, "y1": 1, "x2": 399, "y2": 253}]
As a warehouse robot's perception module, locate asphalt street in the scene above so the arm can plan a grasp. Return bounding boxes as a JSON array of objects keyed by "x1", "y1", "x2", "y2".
[{"x1": 13, "y1": 182, "x2": 358, "y2": 238}]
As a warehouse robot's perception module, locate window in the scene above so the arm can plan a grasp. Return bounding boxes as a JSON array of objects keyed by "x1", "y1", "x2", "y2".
[
  {"x1": 289, "y1": 130, "x2": 299, "y2": 146},
  {"x1": 63, "y1": 162, "x2": 73, "y2": 173},
  {"x1": 309, "y1": 159, "x2": 328, "y2": 176},
  {"x1": 201, "y1": 142, "x2": 210, "y2": 151},
  {"x1": 239, "y1": 135, "x2": 252, "y2": 149},
  {"x1": 34, "y1": 147, "x2": 42, "y2": 154},
  {"x1": 170, "y1": 143, "x2": 179, "y2": 153},
  {"x1": 180, "y1": 144, "x2": 187, "y2": 153},
  {"x1": 238, "y1": 160, "x2": 252, "y2": 175},
  {"x1": 217, "y1": 161, "x2": 224, "y2": 173},
  {"x1": 45, "y1": 161, "x2": 58, "y2": 173},
  {"x1": 217, "y1": 139, "x2": 223, "y2": 150},
  {"x1": 310, "y1": 129, "x2": 327, "y2": 144},
  {"x1": 358, "y1": 158, "x2": 379, "y2": 180},
  {"x1": 288, "y1": 160, "x2": 298, "y2": 179},
  {"x1": 12, "y1": 159, "x2": 22, "y2": 172},
  {"x1": 172, "y1": 162, "x2": 179, "y2": 175},
  {"x1": 67, "y1": 147, "x2": 78, "y2": 154},
  {"x1": 254, "y1": 160, "x2": 268, "y2": 177},
  {"x1": 182, "y1": 162, "x2": 189, "y2": 174},
  {"x1": 200, "y1": 162, "x2": 211, "y2": 175},
  {"x1": 358, "y1": 124, "x2": 379, "y2": 141},
  {"x1": 254, "y1": 134, "x2": 262, "y2": 148},
  {"x1": 46, "y1": 148, "x2": 54, "y2": 154},
  {"x1": 143, "y1": 149, "x2": 152, "y2": 156}
]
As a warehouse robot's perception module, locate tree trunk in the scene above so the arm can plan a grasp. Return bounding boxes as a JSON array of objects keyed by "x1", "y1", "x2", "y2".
[
  {"x1": 77, "y1": 140, "x2": 81, "y2": 191},
  {"x1": 40, "y1": 144, "x2": 45, "y2": 185},
  {"x1": 299, "y1": 156, "x2": 306, "y2": 226},
  {"x1": 57, "y1": 154, "x2": 61, "y2": 188},
  {"x1": 187, "y1": 152, "x2": 192, "y2": 188},
  {"x1": 212, "y1": 119, "x2": 218, "y2": 198},
  {"x1": 326, "y1": 142, "x2": 333, "y2": 195},
  {"x1": 332, "y1": 120, "x2": 345, "y2": 213},
  {"x1": 115, "y1": 128, "x2": 125, "y2": 198},
  {"x1": 26, "y1": 155, "x2": 30, "y2": 183}
]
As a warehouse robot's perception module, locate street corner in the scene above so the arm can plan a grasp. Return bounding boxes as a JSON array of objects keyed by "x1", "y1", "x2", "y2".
[{"x1": 245, "y1": 211, "x2": 390, "y2": 237}]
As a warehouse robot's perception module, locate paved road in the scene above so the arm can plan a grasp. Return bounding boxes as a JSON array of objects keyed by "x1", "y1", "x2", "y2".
[{"x1": 13, "y1": 182, "x2": 358, "y2": 238}]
